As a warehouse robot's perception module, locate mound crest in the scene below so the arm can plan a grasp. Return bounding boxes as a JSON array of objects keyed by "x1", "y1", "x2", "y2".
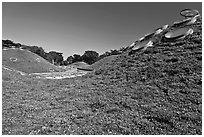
[{"x1": 90, "y1": 55, "x2": 118, "y2": 70}]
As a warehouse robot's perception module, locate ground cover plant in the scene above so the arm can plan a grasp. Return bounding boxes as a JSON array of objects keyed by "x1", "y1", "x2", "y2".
[
  {"x1": 2, "y1": 48, "x2": 61, "y2": 73},
  {"x1": 2, "y1": 12, "x2": 202, "y2": 135},
  {"x1": 87, "y1": 55, "x2": 118, "y2": 70}
]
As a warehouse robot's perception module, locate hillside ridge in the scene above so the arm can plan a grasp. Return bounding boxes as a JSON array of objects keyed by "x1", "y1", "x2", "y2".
[{"x1": 2, "y1": 9, "x2": 202, "y2": 135}]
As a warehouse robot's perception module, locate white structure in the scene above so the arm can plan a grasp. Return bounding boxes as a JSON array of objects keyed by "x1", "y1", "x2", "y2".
[
  {"x1": 186, "y1": 14, "x2": 200, "y2": 25},
  {"x1": 3, "y1": 48, "x2": 9, "y2": 50},
  {"x1": 155, "y1": 29, "x2": 163, "y2": 35},
  {"x1": 128, "y1": 42, "x2": 135, "y2": 48},
  {"x1": 10, "y1": 57, "x2": 17, "y2": 62},
  {"x1": 185, "y1": 28, "x2": 194, "y2": 35},
  {"x1": 162, "y1": 25, "x2": 169, "y2": 30},
  {"x1": 36, "y1": 58, "x2": 41, "y2": 62},
  {"x1": 139, "y1": 36, "x2": 145, "y2": 41}
]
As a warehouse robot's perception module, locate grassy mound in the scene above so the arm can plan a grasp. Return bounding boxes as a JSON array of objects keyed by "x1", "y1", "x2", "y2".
[
  {"x1": 2, "y1": 48, "x2": 60, "y2": 73},
  {"x1": 84, "y1": 17, "x2": 202, "y2": 134},
  {"x1": 2, "y1": 14, "x2": 202, "y2": 135},
  {"x1": 71, "y1": 61, "x2": 90, "y2": 68},
  {"x1": 88, "y1": 55, "x2": 118, "y2": 70},
  {"x1": 2, "y1": 66, "x2": 25, "y2": 81}
]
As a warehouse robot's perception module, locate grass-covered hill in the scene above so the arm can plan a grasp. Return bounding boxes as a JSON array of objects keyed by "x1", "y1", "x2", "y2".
[
  {"x1": 82, "y1": 17, "x2": 202, "y2": 134},
  {"x1": 87, "y1": 55, "x2": 118, "y2": 70},
  {"x1": 2, "y1": 48, "x2": 61, "y2": 73},
  {"x1": 75, "y1": 55, "x2": 118, "y2": 71},
  {"x1": 71, "y1": 61, "x2": 90, "y2": 68},
  {"x1": 2, "y1": 10, "x2": 202, "y2": 135}
]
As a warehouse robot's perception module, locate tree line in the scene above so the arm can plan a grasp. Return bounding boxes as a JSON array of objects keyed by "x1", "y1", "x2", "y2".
[{"x1": 2, "y1": 39, "x2": 124, "y2": 65}]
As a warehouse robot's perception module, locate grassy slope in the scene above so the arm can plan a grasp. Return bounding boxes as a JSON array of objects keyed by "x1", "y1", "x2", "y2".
[
  {"x1": 88, "y1": 55, "x2": 118, "y2": 70},
  {"x1": 2, "y1": 18, "x2": 202, "y2": 135},
  {"x1": 71, "y1": 61, "x2": 90, "y2": 68},
  {"x1": 75, "y1": 55, "x2": 118, "y2": 71},
  {"x1": 2, "y1": 48, "x2": 60, "y2": 73}
]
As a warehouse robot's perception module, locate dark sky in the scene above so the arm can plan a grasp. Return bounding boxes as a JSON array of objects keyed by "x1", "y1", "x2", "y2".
[{"x1": 2, "y1": 2, "x2": 202, "y2": 58}]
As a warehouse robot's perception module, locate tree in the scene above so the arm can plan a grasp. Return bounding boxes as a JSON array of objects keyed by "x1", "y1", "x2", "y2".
[
  {"x1": 46, "y1": 51, "x2": 64, "y2": 65},
  {"x1": 30, "y1": 46, "x2": 47, "y2": 59},
  {"x1": 62, "y1": 60, "x2": 68, "y2": 66},
  {"x1": 13, "y1": 43, "x2": 22, "y2": 48},
  {"x1": 66, "y1": 56, "x2": 74, "y2": 64},
  {"x1": 81, "y1": 50, "x2": 99, "y2": 65},
  {"x1": 2, "y1": 39, "x2": 13, "y2": 45},
  {"x1": 73, "y1": 54, "x2": 82, "y2": 63},
  {"x1": 2, "y1": 40, "x2": 14, "y2": 48},
  {"x1": 110, "y1": 49, "x2": 120, "y2": 55}
]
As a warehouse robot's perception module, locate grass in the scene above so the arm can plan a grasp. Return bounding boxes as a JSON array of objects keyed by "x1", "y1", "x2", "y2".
[
  {"x1": 71, "y1": 62, "x2": 90, "y2": 68},
  {"x1": 87, "y1": 55, "x2": 118, "y2": 70},
  {"x1": 2, "y1": 48, "x2": 61, "y2": 73},
  {"x1": 2, "y1": 17, "x2": 202, "y2": 135}
]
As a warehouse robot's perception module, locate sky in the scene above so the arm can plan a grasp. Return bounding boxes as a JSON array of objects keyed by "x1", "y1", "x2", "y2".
[{"x1": 2, "y1": 2, "x2": 202, "y2": 59}]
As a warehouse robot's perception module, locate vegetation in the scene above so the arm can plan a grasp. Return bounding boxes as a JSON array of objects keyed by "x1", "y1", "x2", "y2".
[
  {"x1": 46, "y1": 51, "x2": 64, "y2": 65},
  {"x1": 2, "y1": 48, "x2": 61, "y2": 73},
  {"x1": 3, "y1": 40, "x2": 64, "y2": 66},
  {"x1": 86, "y1": 55, "x2": 118, "y2": 70},
  {"x1": 81, "y1": 51, "x2": 99, "y2": 65},
  {"x1": 2, "y1": 13, "x2": 202, "y2": 135},
  {"x1": 2, "y1": 39, "x2": 124, "y2": 66}
]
